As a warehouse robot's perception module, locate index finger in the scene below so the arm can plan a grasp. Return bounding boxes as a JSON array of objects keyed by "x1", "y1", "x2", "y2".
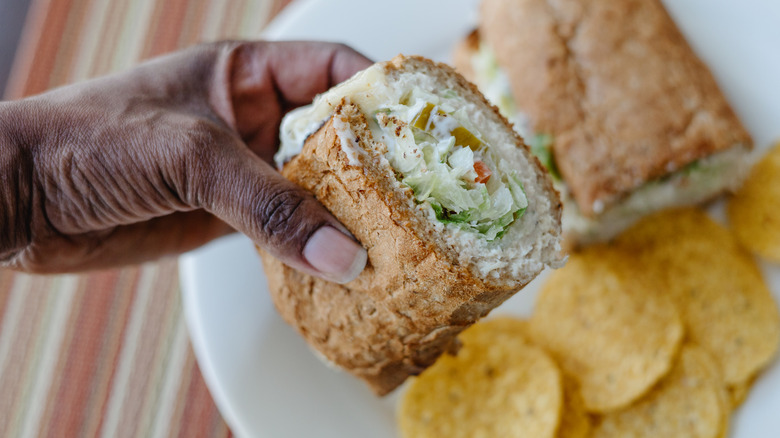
[
  {"x1": 224, "y1": 41, "x2": 372, "y2": 160},
  {"x1": 229, "y1": 41, "x2": 372, "y2": 108},
  {"x1": 268, "y1": 41, "x2": 374, "y2": 106}
]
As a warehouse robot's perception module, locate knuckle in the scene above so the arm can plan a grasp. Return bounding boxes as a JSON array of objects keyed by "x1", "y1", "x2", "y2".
[
  {"x1": 329, "y1": 41, "x2": 351, "y2": 52},
  {"x1": 256, "y1": 187, "x2": 310, "y2": 238},
  {"x1": 327, "y1": 42, "x2": 356, "y2": 62},
  {"x1": 211, "y1": 39, "x2": 246, "y2": 55},
  {"x1": 178, "y1": 117, "x2": 224, "y2": 153}
]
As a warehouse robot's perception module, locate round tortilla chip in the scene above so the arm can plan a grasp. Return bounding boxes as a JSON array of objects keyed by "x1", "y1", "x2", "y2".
[
  {"x1": 398, "y1": 318, "x2": 563, "y2": 438},
  {"x1": 481, "y1": 317, "x2": 593, "y2": 437},
  {"x1": 728, "y1": 141, "x2": 780, "y2": 263},
  {"x1": 616, "y1": 208, "x2": 780, "y2": 386},
  {"x1": 529, "y1": 246, "x2": 684, "y2": 413},
  {"x1": 558, "y1": 374, "x2": 593, "y2": 438},
  {"x1": 592, "y1": 345, "x2": 729, "y2": 438}
]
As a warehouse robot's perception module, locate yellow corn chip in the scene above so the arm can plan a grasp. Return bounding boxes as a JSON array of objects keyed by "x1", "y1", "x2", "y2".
[
  {"x1": 529, "y1": 246, "x2": 684, "y2": 413},
  {"x1": 398, "y1": 318, "x2": 563, "y2": 438},
  {"x1": 728, "y1": 141, "x2": 780, "y2": 263},
  {"x1": 592, "y1": 345, "x2": 729, "y2": 438},
  {"x1": 617, "y1": 208, "x2": 780, "y2": 386}
]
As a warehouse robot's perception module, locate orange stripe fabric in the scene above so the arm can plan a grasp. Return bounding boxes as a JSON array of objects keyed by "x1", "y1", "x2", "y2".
[
  {"x1": 89, "y1": 269, "x2": 142, "y2": 434},
  {"x1": 46, "y1": 0, "x2": 92, "y2": 87},
  {"x1": 144, "y1": 0, "x2": 195, "y2": 60},
  {"x1": 0, "y1": 0, "x2": 292, "y2": 436},
  {"x1": 40, "y1": 273, "x2": 124, "y2": 437},
  {"x1": 0, "y1": 277, "x2": 52, "y2": 437},
  {"x1": 88, "y1": 0, "x2": 132, "y2": 78},
  {"x1": 176, "y1": 358, "x2": 233, "y2": 438},
  {"x1": 8, "y1": 0, "x2": 76, "y2": 97},
  {"x1": 0, "y1": 270, "x2": 13, "y2": 315}
]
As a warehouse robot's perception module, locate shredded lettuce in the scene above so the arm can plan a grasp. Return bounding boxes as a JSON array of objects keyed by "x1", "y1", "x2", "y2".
[
  {"x1": 373, "y1": 91, "x2": 529, "y2": 240},
  {"x1": 529, "y1": 133, "x2": 561, "y2": 181}
]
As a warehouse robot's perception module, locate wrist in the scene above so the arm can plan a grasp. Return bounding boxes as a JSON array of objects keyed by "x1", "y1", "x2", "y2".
[{"x1": 0, "y1": 102, "x2": 33, "y2": 263}]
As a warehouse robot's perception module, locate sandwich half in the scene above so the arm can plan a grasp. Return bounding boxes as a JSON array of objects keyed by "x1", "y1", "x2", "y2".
[
  {"x1": 262, "y1": 55, "x2": 563, "y2": 395},
  {"x1": 454, "y1": 0, "x2": 753, "y2": 245}
]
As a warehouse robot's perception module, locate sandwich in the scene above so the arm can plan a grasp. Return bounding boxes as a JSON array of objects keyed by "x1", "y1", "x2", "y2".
[
  {"x1": 262, "y1": 55, "x2": 563, "y2": 395},
  {"x1": 453, "y1": 0, "x2": 753, "y2": 245}
]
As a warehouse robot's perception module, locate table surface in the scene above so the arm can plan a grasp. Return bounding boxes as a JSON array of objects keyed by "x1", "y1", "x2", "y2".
[{"x1": 0, "y1": 0, "x2": 291, "y2": 436}]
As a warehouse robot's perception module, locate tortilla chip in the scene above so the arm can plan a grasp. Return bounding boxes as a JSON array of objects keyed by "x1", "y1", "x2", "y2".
[
  {"x1": 592, "y1": 345, "x2": 729, "y2": 438},
  {"x1": 617, "y1": 208, "x2": 780, "y2": 386},
  {"x1": 728, "y1": 141, "x2": 780, "y2": 263},
  {"x1": 529, "y1": 246, "x2": 684, "y2": 413},
  {"x1": 398, "y1": 318, "x2": 563, "y2": 438}
]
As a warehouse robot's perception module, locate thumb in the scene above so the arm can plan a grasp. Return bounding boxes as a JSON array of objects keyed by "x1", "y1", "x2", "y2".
[{"x1": 195, "y1": 136, "x2": 367, "y2": 284}]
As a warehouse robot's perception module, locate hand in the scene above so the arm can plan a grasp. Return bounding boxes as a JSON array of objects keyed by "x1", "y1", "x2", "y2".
[{"x1": 0, "y1": 41, "x2": 372, "y2": 283}]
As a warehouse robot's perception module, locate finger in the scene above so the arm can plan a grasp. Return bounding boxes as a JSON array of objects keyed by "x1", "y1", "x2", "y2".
[
  {"x1": 7, "y1": 210, "x2": 235, "y2": 273},
  {"x1": 219, "y1": 41, "x2": 373, "y2": 161},
  {"x1": 104, "y1": 210, "x2": 235, "y2": 261},
  {"x1": 193, "y1": 134, "x2": 367, "y2": 284},
  {"x1": 264, "y1": 41, "x2": 374, "y2": 106},
  {"x1": 232, "y1": 40, "x2": 372, "y2": 108}
]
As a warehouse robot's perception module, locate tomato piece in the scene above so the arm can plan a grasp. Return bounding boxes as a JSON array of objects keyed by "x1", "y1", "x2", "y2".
[{"x1": 474, "y1": 161, "x2": 492, "y2": 183}]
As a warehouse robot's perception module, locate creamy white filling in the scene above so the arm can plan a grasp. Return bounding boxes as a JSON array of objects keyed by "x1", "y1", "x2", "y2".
[
  {"x1": 276, "y1": 67, "x2": 390, "y2": 168},
  {"x1": 564, "y1": 146, "x2": 751, "y2": 242}
]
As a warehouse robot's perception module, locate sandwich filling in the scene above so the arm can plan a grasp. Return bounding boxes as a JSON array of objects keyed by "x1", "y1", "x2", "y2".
[
  {"x1": 278, "y1": 67, "x2": 529, "y2": 241},
  {"x1": 471, "y1": 42, "x2": 750, "y2": 242},
  {"x1": 371, "y1": 90, "x2": 528, "y2": 240}
]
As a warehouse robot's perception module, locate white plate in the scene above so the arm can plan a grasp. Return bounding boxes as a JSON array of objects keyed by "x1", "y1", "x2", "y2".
[{"x1": 180, "y1": 1, "x2": 780, "y2": 436}]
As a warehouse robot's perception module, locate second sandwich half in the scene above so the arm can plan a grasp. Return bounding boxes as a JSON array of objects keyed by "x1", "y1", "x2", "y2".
[{"x1": 455, "y1": 0, "x2": 753, "y2": 245}]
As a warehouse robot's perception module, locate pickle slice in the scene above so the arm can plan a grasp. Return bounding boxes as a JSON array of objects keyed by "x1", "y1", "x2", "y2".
[
  {"x1": 452, "y1": 126, "x2": 482, "y2": 150},
  {"x1": 413, "y1": 102, "x2": 436, "y2": 130},
  {"x1": 412, "y1": 102, "x2": 482, "y2": 151}
]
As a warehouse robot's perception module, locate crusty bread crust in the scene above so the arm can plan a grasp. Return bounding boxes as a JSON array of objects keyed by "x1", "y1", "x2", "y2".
[
  {"x1": 452, "y1": 29, "x2": 480, "y2": 83},
  {"x1": 259, "y1": 56, "x2": 561, "y2": 395},
  {"x1": 480, "y1": 0, "x2": 752, "y2": 216}
]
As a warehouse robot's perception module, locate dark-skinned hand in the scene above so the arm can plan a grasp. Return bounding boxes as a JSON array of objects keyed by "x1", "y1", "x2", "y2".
[{"x1": 0, "y1": 40, "x2": 372, "y2": 283}]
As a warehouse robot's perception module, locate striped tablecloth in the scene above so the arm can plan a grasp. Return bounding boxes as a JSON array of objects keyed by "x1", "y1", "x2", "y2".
[{"x1": 0, "y1": 0, "x2": 291, "y2": 436}]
